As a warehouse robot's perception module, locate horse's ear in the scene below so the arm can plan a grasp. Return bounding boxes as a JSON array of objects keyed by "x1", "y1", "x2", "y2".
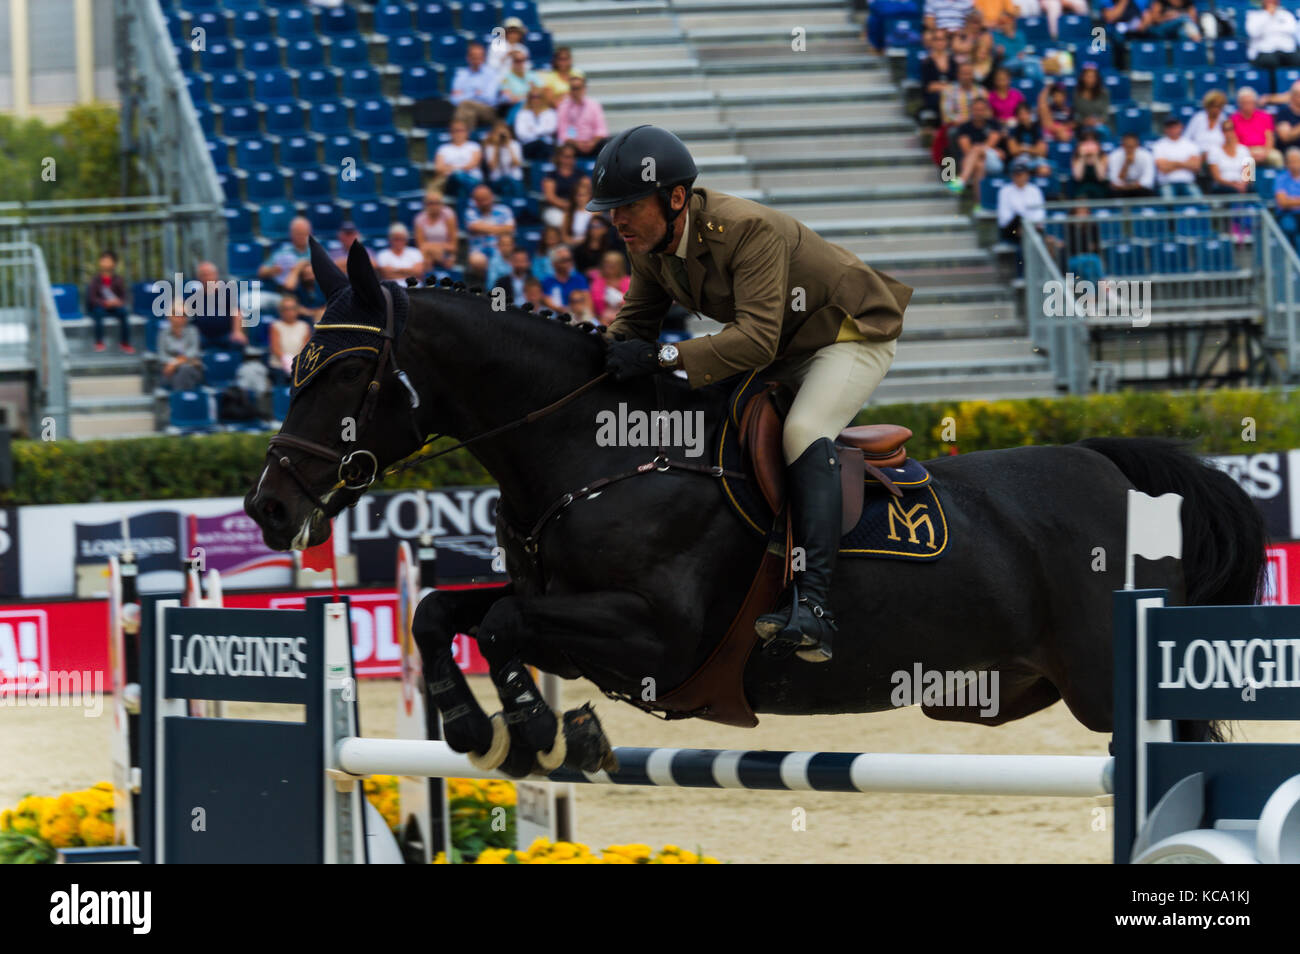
[
  {"x1": 310, "y1": 236, "x2": 348, "y2": 299},
  {"x1": 347, "y1": 238, "x2": 384, "y2": 312}
]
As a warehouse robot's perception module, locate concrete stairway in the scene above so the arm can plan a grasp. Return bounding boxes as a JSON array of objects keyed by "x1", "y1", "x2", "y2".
[
  {"x1": 61, "y1": 318, "x2": 155, "y2": 439},
  {"x1": 540, "y1": 0, "x2": 1058, "y2": 402}
]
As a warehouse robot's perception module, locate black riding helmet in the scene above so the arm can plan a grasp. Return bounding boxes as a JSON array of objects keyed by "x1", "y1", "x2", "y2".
[{"x1": 586, "y1": 125, "x2": 698, "y2": 212}]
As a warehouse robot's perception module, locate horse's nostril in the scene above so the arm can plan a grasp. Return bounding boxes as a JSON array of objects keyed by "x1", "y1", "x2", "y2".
[{"x1": 259, "y1": 495, "x2": 288, "y2": 529}]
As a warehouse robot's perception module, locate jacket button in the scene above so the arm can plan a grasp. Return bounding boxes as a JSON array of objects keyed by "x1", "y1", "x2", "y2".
[{"x1": 704, "y1": 373, "x2": 712, "y2": 382}]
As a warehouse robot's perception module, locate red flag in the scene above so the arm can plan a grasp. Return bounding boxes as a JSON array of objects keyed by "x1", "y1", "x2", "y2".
[{"x1": 300, "y1": 524, "x2": 335, "y2": 572}]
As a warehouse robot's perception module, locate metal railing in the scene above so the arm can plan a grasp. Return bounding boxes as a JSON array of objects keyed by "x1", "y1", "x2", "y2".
[
  {"x1": 1258, "y1": 210, "x2": 1300, "y2": 369},
  {"x1": 0, "y1": 242, "x2": 70, "y2": 439},
  {"x1": 1022, "y1": 222, "x2": 1088, "y2": 393}
]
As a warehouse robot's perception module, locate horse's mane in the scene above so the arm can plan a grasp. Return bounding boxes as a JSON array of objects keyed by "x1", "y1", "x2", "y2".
[{"x1": 405, "y1": 276, "x2": 610, "y2": 342}]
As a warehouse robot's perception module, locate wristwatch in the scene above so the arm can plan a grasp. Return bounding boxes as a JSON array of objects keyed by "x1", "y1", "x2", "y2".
[{"x1": 657, "y1": 343, "x2": 680, "y2": 369}]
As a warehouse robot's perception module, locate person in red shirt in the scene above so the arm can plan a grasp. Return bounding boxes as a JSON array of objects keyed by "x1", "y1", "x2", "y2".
[
  {"x1": 85, "y1": 250, "x2": 133, "y2": 353},
  {"x1": 554, "y1": 73, "x2": 608, "y2": 158},
  {"x1": 1232, "y1": 86, "x2": 1283, "y2": 167}
]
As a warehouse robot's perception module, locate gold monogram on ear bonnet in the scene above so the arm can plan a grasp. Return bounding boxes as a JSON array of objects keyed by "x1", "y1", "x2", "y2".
[{"x1": 290, "y1": 339, "x2": 380, "y2": 389}]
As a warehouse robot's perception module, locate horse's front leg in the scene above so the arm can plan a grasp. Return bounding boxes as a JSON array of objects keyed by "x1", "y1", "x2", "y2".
[
  {"x1": 411, "y1": 585, "x2": 512, "y2": 759},
  {"x1": 476, "y1": 590, "x2": 663, "y2": 777}
]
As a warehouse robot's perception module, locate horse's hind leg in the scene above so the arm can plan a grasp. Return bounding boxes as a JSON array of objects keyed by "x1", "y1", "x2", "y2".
[
  {"x1": 920, "y1": 671, "x2": 1062, "y2": 726},
  {"x1": 411, "y1": 586, "x2": 510, "y2": 759}
]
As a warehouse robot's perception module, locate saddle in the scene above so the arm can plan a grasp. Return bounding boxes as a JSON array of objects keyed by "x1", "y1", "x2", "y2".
[{"x1": 655, "y1": 379, "x2": 914, "y2": 728}]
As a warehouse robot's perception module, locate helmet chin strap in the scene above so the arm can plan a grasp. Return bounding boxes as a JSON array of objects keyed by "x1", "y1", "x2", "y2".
[{"x1": 649, "y1": 187, "x2": 686, "y2": 255}]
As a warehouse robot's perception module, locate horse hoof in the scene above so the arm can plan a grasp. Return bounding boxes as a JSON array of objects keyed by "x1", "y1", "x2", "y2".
[
  {"x1": 466, "y1": 713, "x2": 510, "y2": 771},
  {"x1": 534, "y1": 718, "x2": 568, "y2": 772},
  {"x1": 561, "y1": 703, "x2": 617, "y2": 774},
  {"x1": 795, "y1": 643, "x2": 832, "y2": 663}
]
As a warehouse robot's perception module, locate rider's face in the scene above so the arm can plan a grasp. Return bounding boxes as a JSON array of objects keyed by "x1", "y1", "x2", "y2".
[{"x1": 610, "y1": 191, "x2": 679, "y2": 254}]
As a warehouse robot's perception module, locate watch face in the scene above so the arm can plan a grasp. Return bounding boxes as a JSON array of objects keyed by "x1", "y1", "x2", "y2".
[{"x1": 659, "y1": 344, "x2": 679, "y2": 365}]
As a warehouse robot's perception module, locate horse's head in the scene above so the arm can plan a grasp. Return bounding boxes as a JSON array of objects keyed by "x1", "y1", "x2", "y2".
[{"x1": 246, "y1": 236, "x2": 425, "y2": 550}]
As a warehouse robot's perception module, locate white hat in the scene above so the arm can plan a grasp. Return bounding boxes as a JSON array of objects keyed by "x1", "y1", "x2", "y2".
[{"x1": 503, "y1": 16, "x2": 526, "y2": 31}]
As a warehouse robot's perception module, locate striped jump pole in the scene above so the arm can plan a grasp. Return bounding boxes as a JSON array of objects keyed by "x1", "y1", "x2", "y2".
[{"x1": 334, "y1": 739, "x2": 1115, "y2": 798}]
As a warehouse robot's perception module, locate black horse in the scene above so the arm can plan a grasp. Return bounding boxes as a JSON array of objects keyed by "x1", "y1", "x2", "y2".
[{"x1": 246, "y1": 239, "x2": 1266, "y2": 776}]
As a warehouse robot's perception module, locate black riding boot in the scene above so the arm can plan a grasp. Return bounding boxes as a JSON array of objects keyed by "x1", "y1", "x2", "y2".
[{"x1": 755, "y1": 437, "x2": 840, "y2": 663}]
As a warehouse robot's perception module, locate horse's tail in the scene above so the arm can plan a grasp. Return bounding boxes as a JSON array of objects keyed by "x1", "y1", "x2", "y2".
[{"x1": 1075, "y1": 437, "x2": 1267, "y2": 606}]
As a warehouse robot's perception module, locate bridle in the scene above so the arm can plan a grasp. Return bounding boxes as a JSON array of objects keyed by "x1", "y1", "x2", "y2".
[{"x1": 266, "y1": 285, "x2": 422, "y2": 513}]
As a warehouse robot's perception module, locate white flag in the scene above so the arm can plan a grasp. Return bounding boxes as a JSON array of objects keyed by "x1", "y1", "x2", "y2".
[{"x1": 1127, "y1": 489, "x2": 1183, "y2": 563}]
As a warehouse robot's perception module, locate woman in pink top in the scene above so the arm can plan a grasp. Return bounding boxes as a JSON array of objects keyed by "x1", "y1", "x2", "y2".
[
  {"x1": 412, "y1": 190, "x2": 458, "y2": 271},
  {"x1": 987, "y1": 68, "x2": 1025, "y2": 123},
  {"x1": 587, "y1": 250, "x2": 631, "y2": 325}
]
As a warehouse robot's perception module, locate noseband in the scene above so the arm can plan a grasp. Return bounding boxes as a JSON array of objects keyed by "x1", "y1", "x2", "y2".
[{"x1": 267, "y1": 285, "x2": 420, "y2": 512}]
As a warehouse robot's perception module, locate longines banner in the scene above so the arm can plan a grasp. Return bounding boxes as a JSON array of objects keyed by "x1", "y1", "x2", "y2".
[{"x1": 1203, "y1": 451, "x2": 1295, "y2": 542}]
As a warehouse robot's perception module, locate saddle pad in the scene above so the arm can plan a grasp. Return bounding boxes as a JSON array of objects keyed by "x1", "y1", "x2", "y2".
[{"x1": 715, "y1": 411, "x2": 948, "y2": 562}]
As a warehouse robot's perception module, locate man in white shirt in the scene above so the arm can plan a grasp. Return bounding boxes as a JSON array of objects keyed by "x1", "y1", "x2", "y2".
[
  {"x1": 1246, "y1": 0, "x2": 1300, "y2": 72},
  {"x1": 376, "y1": 224, "x2": 426, "y2": 281},
  {"x1": 996, "y1": 157, "x2": 1045, "y2": 244},
  {"x1": 1107, "y1": 132, "x2": 1157, "y2": 197},
  {"x1": 1151, "y1": 116, "x2": 1203, "y2": 198},
  {"x1": 488, "y1": 17, "x2": 531, "y2": 74}
]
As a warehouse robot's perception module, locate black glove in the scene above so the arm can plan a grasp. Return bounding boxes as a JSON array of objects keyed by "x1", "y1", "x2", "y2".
[{"x1": 604, "y1": 337, "x2": 662, "y2": 381}]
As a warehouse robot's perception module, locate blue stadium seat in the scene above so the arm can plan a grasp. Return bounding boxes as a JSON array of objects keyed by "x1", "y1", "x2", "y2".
[
  {"x1": 502, "y1": 0, "x2": 542, "y2": 30},
  {"x1": 224, "y1": 0, "x2": 264, "y2": 10},
  {"x1": 1173, "y1": 40, "x2": 1207, "y2": 68},
  {"x1": 320, "y1": 4, "x2": 360, "y2": 37},
  {"x1": 338, "y1": 171, "x2": 379, "y2": 204},
  {"x1": 1105, "y1": 242, "x2": 1146, "y2": 276},
  {"x1": 401, "y1": 64, "x2": 443, "y2": 99},
  {"x1": 1057, "y1": 14, "x2": 1089, "y2": 43},
  {"x1": 211, "y1": 71, "x2": 251, "y2": 106},
  {"x1": 299, "y1": 68, "x2": 337, "y2": 100},
  {"x1": 1257, "y1": 167, "x2": 1280, "y2": 198},
  {"x1": 170, "y1": 391, "x2": 216, "y2": 434},
  {"x1": 343, "y1": 67, "x2": 382, "y2": 98},
  {"x1": 388, "y1": 33, "x2": 426, "y2": 67},
  {"x1": 260, "y1": 201, "x2": 296, "y2": 236},
  {"x1": 356, "y1": 98, "x2": 396, "y2": 135},
  {"x1": 461, "y1": 2, "x2": 498, "y2": 33},
  {"x1": 255, "y1": 68, "x2": 295, "y2": 103},
  {"x1": 1279, "y1": 68, "x2": 1300, "y2": 92},
  {"x1": 506, "y1": 194, "x2": 537, "y2": 225},
  {"x1": 383, "y1": 163, "x2": 424, "y2": 196},
  {"x1": 1115, "y1": 105, "x2": 1153, "y2": 137},
  {"x1": 266, "y1": 102, "x2": 306, "y2": 138},
  {"x1": 193, "y1": 10, "x2": 229, "y2": 41},
  {"x1": 1168, "y1": 99, "x2": 1198, "y2": 126},
  {"x1": 1215, "y1": 39, "x2": 1247, "y2": 67},
  {"x1": 351, "y1": 200, "x2": 392, "y2": 234},
  {"x1": 431, "y1": 33, "x2": 467, "y2": 65},
  {"x1": 307, "y1": 201, "x2": 343, "y2": 233},
  {"x1": 193, "y1": 102, "x2": 217, "y2": 136},
  {"x1": 1235, "y1": 68, "x2": 1268, "y2": 95},
  {"x1": 223, "y1": 204, "x2": 254, "y2": 239},
  {"x1": 185, "y1": 72, "x2": 209, "y2": 103},
  {"x1": 331, "y1": 35, "x2": 370, "y2": 67},
  {"x1": 311, "y1": 100, "x2": 351, "y2": 135},
  {"x1": 277, "y1": 6, "x2": 315, "y2": 38},
  {"x1": 236, "y1": 138, "x2": 275, "y2": 170},
  {"x1": 1193, "y1": 69, "x2": 1225, "y2": 100},
  {"x1": 272, "y1": 385, "x2": 292, "y2": 422},
  {"x1": 1153, "y1": 71, "x2": 1185, "y2": 102},
  {"x1": 51, "y1": 284, "x2": 81, "y2": 320},
  {"x1": 417, "y1": 2, "x2": 454, "y2": 31},
  {"x1": 1197, "y1": 239, "x2": 1234, "y2": 271},
  {"x1": 1129, "y1": 42, "x2": 1167, "y2": 73},
  {"x1": 525, "y1": 30, "x2": 552, "y2": 63},
  {"x1": 221, "y1": 105, "x2": 260, "y2": 139},
  {"x1": 246, "y1": 169, "x2": 285, "y2": 202},
  {"x1": 324, "y1": 133, "x2": 363, "y2": 166},
  {"x1": 1103, "y1": 73, "x2": 1131, "y2": 104},
  {"x1": 1133, "y1": 207, "x2": 1170, "y2": 241},
  {"x1": 233, "y1": 9, "x2": 273, "y2": 42},
  {"x1": 199, "y1": 41, "x2": 237, "y2": 71},
  {"x1": 293, "y1": 168, "x2": 333, "y2": 201},
  {"x1": 1021, "y1": 15, "x2": 1049, "y2": 46},
  {"x1": 244, "y1": 39, "x2": 281, "y2": 70},
  {"x1": 207, "y1": 138, "x2": 230, "y2": 171},
  {"x1": 1013, "y1": 76, "x2": 1040, "y2": 101},
  {"x1": 369, "y1": 131, "x2": 409, "y2": 164},
  {"x1": 279, "y1": 135, "x2": 318, "y2": 169},
  {"x1": 979, "y1": 176, "x2": 1005, "y2": 211},
  {"x1": 1093, "y1": 208, "x2": 1123, "y2": 243},
  {"x1": 203, "y1": 348, "x2": 243, "y2": 388},
  {"x1": 227, "y1": 241, "x2": 264, "y2": 277},
  {"x1": 133, "y1": 281, "x2": 161, "y2": 321},
  {"x1": 218, "y1": 173, "x2": 241, "y2": 205},
  {"x1": 375, "y1": 2, "x2": 415, "y2": 34},
  {"x1": 287, "y1": 38, "x2": 326, "y2": 70},
  {"x1": 1174, "y1": 204, "x2": 1212, "y2": 238},
  {"x1": 1050, "y1": 140, "x2": 1073, "y2": 171}
]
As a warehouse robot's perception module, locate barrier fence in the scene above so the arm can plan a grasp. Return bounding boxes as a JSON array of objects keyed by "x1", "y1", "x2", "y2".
[{"x1": 0, "y1": 241, "x2": 68, "y2": 437}]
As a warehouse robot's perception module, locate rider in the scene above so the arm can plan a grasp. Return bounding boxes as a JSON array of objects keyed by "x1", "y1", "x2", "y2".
[{"x1": 590, "y1": 125, "x2": 912, "y2": 663}]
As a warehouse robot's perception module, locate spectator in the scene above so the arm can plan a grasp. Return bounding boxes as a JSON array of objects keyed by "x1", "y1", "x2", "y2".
[
  {"x1": 498, "y1": 46, "x2": 537, "y2": 108},
  {"x1": 1152, "y1": 116, "x2": 1203, "y2": 197},
  {"x1": 588, "y1": 250, "x2": 631, "y2": 325},
  {"x1": 541, "y1": 143, "x2": 585, "y2": 229},
  {"x1": 1270, "y1": 81, "x2": 1300, "y2": 151},
  {"x1": 1138, "y1": 0, "x2": 1201, "y2": 41},
  {"x1": 413, "y1": 191, "x2": 459, "y2": 272},
  {"x1": 1102, "y1": 0, "x2": 1145, "y2": 35},
  {"x1": 1038, "y1": 81, "x2": 1075, "y2": 141},
  {"x1": 192, "y1": 260, "x2": 248, "y2": 348},
  {"x1": 924, "y1": 0, "x2": 975, "y2": 33},
  {"x1": 483, "y1": 120, "x2": 526, "y2": 197},
  {"x1": 949, "y1": 97, "x2": 1005, "y2": 194},
  {"x1": 1273, "y1": 147, "x2": 1300, "y2": 248},
  {"x1": 1233, "y1": 87, "x2": 1283, "y2": 168},
  {"x1": 997, "y1": 158, "x2": 1046, "y2": 257},
  {"x1": 991, "y1": 12, "x2": 1033, "y2": 78},
  {"x1": 1206, "y1": 119, "x2": 1256, "y2": 195},
  {"x1": 160, "y1": 302, "x2": 203, "y2": 391},
  {"x1": 488, "y1": 17, "x2": 530, "y2": 74},
  {"x1": 533, "y1": 226, "x2": 566, "y2": 280},
  {"x1": 464, "y1": 250, "x2": 490, "y2": 288},
  {"x1": 463, "y1": 184, "x2": 516, "y2": 256},
  {"x1": 85, "y1": 250, "x2": 131, "y2": 353},
  {"x1": 514, "y1": 88, "x2": 558, "y2": 161},
  {"x1": 1185, "y1": 89, "x2": 1228, "y2": 158},
  {"x1": 540, "y1": 245, "x2": 588, "y2": 309},
  {"x1": 523, "y1": 275, "x2": 545, "y2": 309},
  {"x1": 330, "y1": 221, "x2": 376, "y2": 271},
  {"x1": 865, "y1": 0, "x2": 923, "y2": 52},
  {"x1": 1005, "y1": 101, "x2": 1054, "y2": 176},
  {"x1": 1039, "y1": 0, "x2": 1090, "y2": 38},
  {"x1": 493, "y1": 247, "x2": 533, "y2": 304},
  {"x1": 940, "y1": 61, "x2": 984, "y2": 127},
  {"x1": 377, "y1": 224, "x2": 425, "y2": 281},
  {"x1": 554, "y1": 72, "x2": 609, "y2": 158},
  {"x1": 1070, "y1": 129, "x2": 1111, "y2": 199},
  {"x1": 573, "y1": 214, "x2": 616, "y2": 273},
  {"x1": 988, "y1": 68, "x2": 1025, "y2": 122},
  {"x1": 918, "y1": 29, "x2": 957, "y2": 128},
  {"x1": 269, "y1": 293, "x2": 312, "y2": 386},
  {"x1": 565, "y1": 178, "x2": 595, "y2": 244},
  {"x1": 970, "y1": 30, "x2": 999, "y2": 86},
  {"x1": 975, "y1": 0, "x2": 1017, "y2": 26},
  {"x1": 566, "y1": 288, "x2": 597, "y2": 323},
  {"x1": 1073, "y1": 64, "x2": 1112, "y2": 138},
  {"x1": 950, "y1": 19, "x2": 977, "y2": 59},
  {"x1": 536, "y1": 47, "x2": 577, "y2": 108},
  {"x1": 1107, "y1": 131, "x2": 1157, "y2": 197},
  {"x1": 258, "y1": 216, "x2": 312, "y2": 292},
  {"x1": 433, "y1": 120, "x2": 484, "y2": 197},
  {"x1": 486, "y1": 233, "x2": 516, "y2": 287},
  {"x1": 449, "y1": 43, "x2": 501, "y2": 133},
  {"x1": 1246, "y1": 0, "x2": 1300, "y2": 76}
]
